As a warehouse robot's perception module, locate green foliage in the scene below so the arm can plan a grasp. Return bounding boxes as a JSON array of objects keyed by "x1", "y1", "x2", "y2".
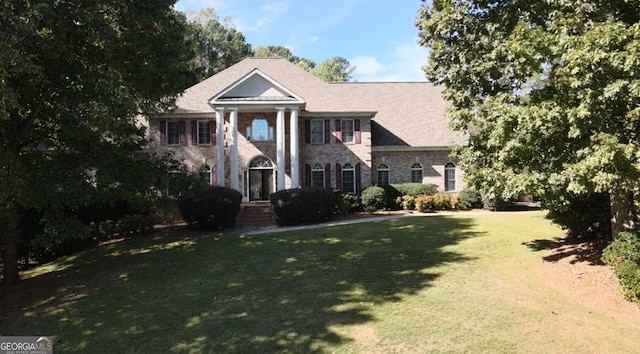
[
  {"x1": 177, "y1": 186, "x2": 242, "y2": 229},
  {"x1": 270, "y1": 188, "x2": 335, "y2": 226},
  {"x1": 458, "y1": 188, "x2": 483, "y2": 210},
  {"x1": 333, "y1": 190, "x2": 362, "y2": 215},
  {"x1": 545, "y1": 192, "x2": 612, "y2": 240},
  {"x1": 417, "y1": 0, "x2": 640, "y2": 235},
  {"x1": 311, "y1": 56, "x2": 355, "y2": 82},
  {"x1": 602, "y1": 230, "x2": 640, "y2": 303},
  {"x1": 252, "y1": 45, "x2": 354, "y2": 83},
  {"x1": 393, "y1": 183, "x2": 438, "y2": 197},
  {"x1": 361, "y1": 186, "x2": 387, "y2": 212},
  {"x1": 182, "y1": 8, "x2": 252, "y2": 85},
  {"x1": 1, "y1": 0, "x2": 191, "y2": 283}
]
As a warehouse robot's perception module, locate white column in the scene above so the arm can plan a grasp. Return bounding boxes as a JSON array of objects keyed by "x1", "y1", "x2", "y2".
[
  {"x1": 275, "y1": 106, "x2": 286, "y2": 191},
  {"x1": 229, "y1": 108, "x2": 239, "y2": 190},
  {"x1": 289, "y1": 106, "x2": 300, "y2": 188},
  {"x1": 215, "y1": 107, "x2": 225, "y2": 186}
]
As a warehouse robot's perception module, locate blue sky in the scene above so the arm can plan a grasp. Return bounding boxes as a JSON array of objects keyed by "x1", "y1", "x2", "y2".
[{"x1": 174, "y1": 0, "x2": 431, "y2": 82}]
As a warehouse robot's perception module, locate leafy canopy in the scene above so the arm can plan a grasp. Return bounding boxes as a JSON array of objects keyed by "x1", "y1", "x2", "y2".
[
  {"x1": 417, "y1": 0, "x2": 640, "y2": 234},
  {"x1": 0, "y1": 0, "x2": 190, "y2": 283}
]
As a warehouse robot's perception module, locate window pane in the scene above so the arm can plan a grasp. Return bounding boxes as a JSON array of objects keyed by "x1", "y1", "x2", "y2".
[
  {"x1": 167, "y1": 121, "x2": 180, "y2": 145},
  {"x1": 411, "y1": 163, "x2": 423, "y2": 183},
  {"x1": 251, "y1": 118, "x2": 269, "y2": 141},
  {"x1": 310, "y1": 120, "x2": 324, "y2": 143},
  {"x1": 198, "y1": 121, "x2": 211, "y2": 144},
  {"x1": 377, "y1": 170, "x2": 389, "y2": 185},
  {"x1": 341, "y1": 120, "x2": 354, "y2": 143},
  {"x1": 445, "y1": 163, "x2": 456, "y2": 191}
]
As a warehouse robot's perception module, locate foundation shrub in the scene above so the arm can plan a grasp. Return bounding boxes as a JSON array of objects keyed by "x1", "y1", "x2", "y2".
[
  {"x1": 415, "y1": 195, "x2": 434, "y2": 213},
  {"x1": 393, "y1": 183, "x2": 438, "y2": 197},
  {"x1": 271, "y1": 188, "x2": 335, "y2": 226},
  {"x1": 602, "y1": 229, "x2": 640, "y2": 303},
  {"x1": 177, "y1": 186, "x2": 242, "y2": 229},
  {"x1": 333, "y1": 190, "x2": 362, "y2": 215},
  {"x1": 458, "y1": 187, "x2": 483, "y2": 209},
  {"x1": 400, "y1": 195, "x2": 416, "y2": 210},
  {"x1": 361, "y1": 186, "x2": 387, "y2": 211}
]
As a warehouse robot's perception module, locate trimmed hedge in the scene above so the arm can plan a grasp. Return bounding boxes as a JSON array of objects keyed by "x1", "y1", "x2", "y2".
[
  {"x1": 361, "y1": 186, "x2": 387, "y2": 211},
  {"x1": 393, "y1": 183, "x2": 438, "y2": 197},
  {"x1": 177, "y1": 186, "x2": 242, "y2": 229},
  {"x1": 270, "y1": 188, "x2": 335, "y2": 226},
  {"x1": 602, "y1": 230, "x2": 640, "y2": 303}
]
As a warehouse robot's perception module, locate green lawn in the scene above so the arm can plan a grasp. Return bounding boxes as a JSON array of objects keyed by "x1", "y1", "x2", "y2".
[{"x1": 1, "y1": 212, "x2": 639, "y2": 353}]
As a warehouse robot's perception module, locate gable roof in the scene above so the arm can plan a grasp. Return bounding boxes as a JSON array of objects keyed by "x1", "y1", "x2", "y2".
[{"x1": 171, "y1": 57, "x2": 466, "y2": 147}]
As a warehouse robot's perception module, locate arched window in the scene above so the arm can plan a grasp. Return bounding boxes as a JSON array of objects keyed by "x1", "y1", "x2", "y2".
[
  {"x1": 200, "y1": 165, "x2": 211, "y2": 185},
  {"x1": 445, "y1": 162, "x2": 456, "y2": 191},
  {"x1": 411, "y1": 163, "x2": 423, "y2": 183},
  {"x1": 342, "y1": 163, "x2": 355, "y2": 192},
  {"x1": 377, "y1": 163, "x2": 390, "y2": 185},
  {"x1": 249, "y1": 156, "x2": 274, "y2": 168},
  {"x1": 311, "y1": 163, "x2": 325, "y2": 188},
  {"x1": 246, "y1": 118, "x2": 273, "y2": 141}
]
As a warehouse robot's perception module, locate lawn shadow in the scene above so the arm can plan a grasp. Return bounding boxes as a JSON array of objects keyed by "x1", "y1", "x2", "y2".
[
  {"x1": 0, "y1": 215, "x2": 482, "y2": 353},
  {"x1": 523, "y1": 235, "x2": 605, "y2": 265}
]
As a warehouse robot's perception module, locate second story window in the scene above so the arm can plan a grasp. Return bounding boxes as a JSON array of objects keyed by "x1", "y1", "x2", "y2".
[
  {"x1": 198, "y1": 121, "x2": 211, "y2": 145},
  {"x1": 247, "y1": 117, "x2": 274, "y2": 141},
  {"x1": 310, "y1": 120, "x2": 325, "y2": 144},
  {"x1": 166, "y1": 121, "x2": 181, "y2": 145},
  {"x1": 341, "y1": 119, "x2": 354, "y2": 143}
]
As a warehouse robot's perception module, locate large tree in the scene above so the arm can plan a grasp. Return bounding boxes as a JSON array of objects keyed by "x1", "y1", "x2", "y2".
[
  {"x1": 1, "y1": 0, "x2": 190, "y2": 284},
  {"x1": 183, "y1": 8, "x2": 252, "y2": 85},
  {"x1": 253, "y1": 45, "x2": 355, "y2": 82},
  {"x1": 417, "y1": 0, "x2": 640, "y2": 237}
]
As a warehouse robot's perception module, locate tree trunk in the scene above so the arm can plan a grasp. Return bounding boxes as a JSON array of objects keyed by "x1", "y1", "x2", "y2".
[
  {"x1": 610, "y1": 186, "x2": 636, "y2": 238},
  {"x1": 2, "y1": 203, "x2": 20, "y2": 285}
]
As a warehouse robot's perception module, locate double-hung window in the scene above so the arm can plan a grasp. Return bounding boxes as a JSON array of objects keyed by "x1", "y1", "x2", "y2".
[
  {"x1": 166, "y1": 121, "x2": 180, "y2": 145},
  {"x1": 310, "y1": 120, "x2": 325, "y2": 144},
  {"x1": 198, "y1": 121, "x2": 211, "y2": 145},
  {"x1": 341, "y1": 119, "x2": 354, "y2": 143},
  {"x1": 342, "y1": 163, "x2": 355, "y2": 192},
  {"x1": 311, "y1": 164, "x2": 325, "y2": 187},
  {"x1": 411, "y1": 163, "x2": 423, "y2": 183},
  {"x1": 377, "y1": 163, "x2": 390, "y2": 185},
  {"x1": 445, "y1": 162, "x2": 456, "y2": 191}
]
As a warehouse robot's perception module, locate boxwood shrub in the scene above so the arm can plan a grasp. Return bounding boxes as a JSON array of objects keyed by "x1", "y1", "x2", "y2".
[
  {"x1": 270, "y1": 188, "x2": 335, "y2": 226},
  {"x1": 177, "y1": 186, "x2": 242, "y2": 229},
  {"x1": 333, "y1": 189, "x2": 362, "y2": 215}
]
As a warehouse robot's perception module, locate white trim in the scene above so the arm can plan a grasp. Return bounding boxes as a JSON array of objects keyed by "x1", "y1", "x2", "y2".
[
  {"x1": 209, "y1": 69, "x2": 306, "y2": 105},
  {"x1": 372, "y1": 146, "x2": 456, "y2": 152}
]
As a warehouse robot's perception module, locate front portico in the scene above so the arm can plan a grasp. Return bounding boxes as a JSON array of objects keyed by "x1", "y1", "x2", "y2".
[{"x1": 209, "y1": 69, "x2": 305, "y2": 202}]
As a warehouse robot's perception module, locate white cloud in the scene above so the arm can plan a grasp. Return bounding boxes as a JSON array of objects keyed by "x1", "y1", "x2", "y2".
[
  {"x1": 350, "y1": 56, "x2": 386, "y2": 77},
  {"x1": 350, "y1": 42, "x2": 430, "y2": 82},
  {"x1": 235, "y1": 1, "x2": 293, "y2": 32},
  {"x1": 310, "y1": 36, "x2": 321, "y2": 43}
]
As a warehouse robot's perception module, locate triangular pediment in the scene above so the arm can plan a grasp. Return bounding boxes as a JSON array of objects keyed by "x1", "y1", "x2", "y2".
[{"x1": 209, "y1": 69, "x2": 304, "y2": 105}]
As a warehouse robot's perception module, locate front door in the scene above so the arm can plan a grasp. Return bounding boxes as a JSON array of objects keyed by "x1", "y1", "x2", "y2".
[{"x1": 249, "y1": 169, "x2": 273, "y2": 201}]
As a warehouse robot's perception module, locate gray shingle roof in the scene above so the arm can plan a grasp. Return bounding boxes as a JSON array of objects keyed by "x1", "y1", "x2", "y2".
[{"x1": 171, "y1": 57, "x2": 466, "y2": 147}]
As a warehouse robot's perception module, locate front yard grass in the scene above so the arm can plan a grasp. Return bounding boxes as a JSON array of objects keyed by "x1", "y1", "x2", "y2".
[{"x1": 1, "y1": 212, "x2": 639, "y2": 353}]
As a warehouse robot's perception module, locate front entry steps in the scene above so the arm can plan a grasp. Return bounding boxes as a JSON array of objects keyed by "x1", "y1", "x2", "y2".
[{"x1": 236, "y1": 202, "x2": 275, "y2": 228}]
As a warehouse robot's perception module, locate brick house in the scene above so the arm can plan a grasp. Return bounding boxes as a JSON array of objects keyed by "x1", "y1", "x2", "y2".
[{"x1": 147, "y1": 57, "x2": 466, "y2": 202}]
